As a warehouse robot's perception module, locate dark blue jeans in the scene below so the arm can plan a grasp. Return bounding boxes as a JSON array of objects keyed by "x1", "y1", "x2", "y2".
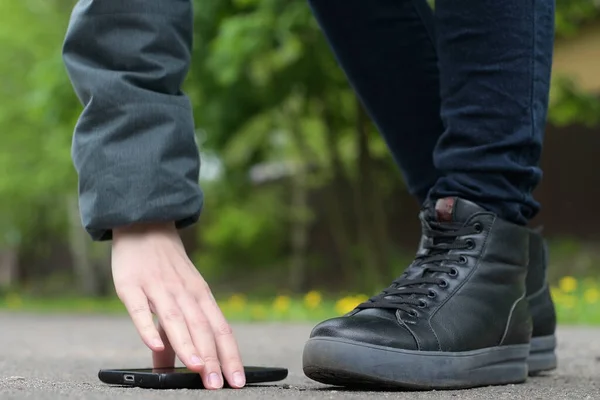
[{"x1": 308, "y1": 0, "x2": 555, "y2": 225}]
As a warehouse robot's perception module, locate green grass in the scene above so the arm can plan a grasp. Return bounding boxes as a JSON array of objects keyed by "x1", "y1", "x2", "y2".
[
  {"x1": 0, "y1": 295, "x2": 126, "y2": 314},
  {"x1": 549, "y1": 278, "x2": 600, "y2": 325},
  {"x1": 0, "y1": 292, "x2": 356, "y2": 321},
  {"x1": 0, "y1": 293, "x2": 340, "y2": 320},
  {"x1": 1, "y1": 285, "x2": 599, "y2": 325}
]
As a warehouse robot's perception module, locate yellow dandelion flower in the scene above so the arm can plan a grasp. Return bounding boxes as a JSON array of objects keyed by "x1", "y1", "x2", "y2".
[
  {"x1": 226, "y1": 294, "x2": 247, "y2": 312},
  {"x1": 273, "y1": 295, "x2": 291, "y2": 313},
  {"x1": 335, "y1": 296, "x2": 359, "y2": 315},
  {"x1": 353, "y1": 294, "x2": 369, "y2": 304},
  {"x1": 558, "y1": 276, "x2": 577, "y2": 293},
  {"x1": 549, "y1": 286, "x2": 561, "y2": 300},
  {"x1": 304, "y1": 291, "x2": 322, "y2": 310},
  {"x1": 5, "y1": 293, "x2": 22, "y2": 309},
  {"x1": 584, "y1": 288, "x2": 600, "y2": 304}
]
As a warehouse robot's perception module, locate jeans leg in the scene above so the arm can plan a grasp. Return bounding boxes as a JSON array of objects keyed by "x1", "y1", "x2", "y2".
[
  {"x1": 430, "y1": 0, "x2": 555, "y2": 224},
  {"x1": 308, "y1": 0, "x2": 443, "y2": 204}
]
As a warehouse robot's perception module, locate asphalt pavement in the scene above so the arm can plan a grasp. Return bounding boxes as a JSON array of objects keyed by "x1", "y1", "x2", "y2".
[{"x1": 1, "y1": 313, "x2": 599, "y2": 399}]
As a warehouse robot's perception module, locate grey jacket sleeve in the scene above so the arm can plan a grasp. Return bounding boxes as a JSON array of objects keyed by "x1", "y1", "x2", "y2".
[{"x1": 62, "y1": 0, "x2": 203, "y2": 241}]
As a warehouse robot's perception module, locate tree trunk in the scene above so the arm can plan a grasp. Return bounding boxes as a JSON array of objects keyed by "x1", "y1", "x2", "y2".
[
  {"x1": 90, "y1": 241, "x2": 113, "y2": 297},
  {"x1": 284, "y1": 100, "x2": 313, "y2": 293},
  {"x1": 0, "y1": 247, "x2": 18, "y2": 289},
  {"x1": 319, "y1": 101, "x2": 359, "y2": 284},
  {"x1": 353, "y1": 98, "x2": 390, "y2": 288},
  {"x1": 289, "y1": 166, "x2": 309, "y2": 293},
  {"x1": 67, "y1": 195, "x2": 100, "y2": 296}
]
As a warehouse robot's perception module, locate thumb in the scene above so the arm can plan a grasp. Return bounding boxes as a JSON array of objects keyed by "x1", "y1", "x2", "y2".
[{"x1": 152, "y1": 322, "x2": 176, "y2": 369}]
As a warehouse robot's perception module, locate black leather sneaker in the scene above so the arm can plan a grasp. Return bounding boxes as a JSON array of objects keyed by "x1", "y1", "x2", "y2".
[
  {"x1": 303, "y1": 197, "x2": 533, "y2": 389},
  {"x1": 526, "y1": 229, "x2": 557, "y2": 374}
]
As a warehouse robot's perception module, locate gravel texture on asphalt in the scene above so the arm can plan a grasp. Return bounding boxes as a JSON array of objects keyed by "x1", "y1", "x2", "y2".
[{"x1": 1, "y1": 313, "x2": 599, "y2": 399}]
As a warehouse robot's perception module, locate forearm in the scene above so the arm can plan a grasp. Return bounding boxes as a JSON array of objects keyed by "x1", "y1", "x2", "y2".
[{"x1": 62, "y1": 0, "x2": 202, "y2": 241}]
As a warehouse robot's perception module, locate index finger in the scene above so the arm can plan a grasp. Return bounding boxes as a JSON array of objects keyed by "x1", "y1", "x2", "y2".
[{"x1": 118, "y1": 286, "x2": 165, "y2": 351}]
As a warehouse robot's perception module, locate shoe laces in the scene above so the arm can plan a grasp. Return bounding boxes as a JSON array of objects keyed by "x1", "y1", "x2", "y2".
[{"x1": 356, "y1": 217, "x2": 482, "y2": 316}]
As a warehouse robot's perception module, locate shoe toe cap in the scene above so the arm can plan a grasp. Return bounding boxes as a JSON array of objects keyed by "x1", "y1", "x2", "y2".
[{"x1": 309, "y1": 311, "x2": 418, "y2": 350}]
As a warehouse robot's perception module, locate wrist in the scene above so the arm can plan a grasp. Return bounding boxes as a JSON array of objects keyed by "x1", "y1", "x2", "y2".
[{"x1": 113, "y1": 221, "x2": 177, "y2": 238}]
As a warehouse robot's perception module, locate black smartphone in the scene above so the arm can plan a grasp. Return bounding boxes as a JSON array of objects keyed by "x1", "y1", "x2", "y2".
[{"x1": 98, "y1": 366, "x2": 288, "y2": 389}]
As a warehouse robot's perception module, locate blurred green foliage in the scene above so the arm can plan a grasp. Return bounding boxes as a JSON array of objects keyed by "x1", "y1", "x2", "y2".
[
  {"x1": 0, "y1": 0, "x2": 599, "y2": 296},
  {"x1": 556, "y1": 0, "x2": 600, "y2": 37}
]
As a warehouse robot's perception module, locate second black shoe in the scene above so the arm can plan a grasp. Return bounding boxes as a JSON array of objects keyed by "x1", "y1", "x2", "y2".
[
  {"x1": 303, "y1": 197, "x2": 533, "y2": 389},
  {"x1": 526, "y1": 229, "x2": 557, "y2": 374}
]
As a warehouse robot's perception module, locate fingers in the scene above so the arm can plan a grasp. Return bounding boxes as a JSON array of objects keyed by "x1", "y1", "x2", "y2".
[
  {"x1": 112, "y1": 225, "x2": 244, "y2": 391},
  {"x1": 118, "y1": 286, "x2": 164, "y2": 352},
  {"x1": 146, "y1": 287, "x2": 205, "y2": 373},
  {"x1": 176, "y1": 293, "x2": 224, "y2": 389},
  {"x1": 152, "y1": 322, "x2": 176, "y2": 369},
  {"x1": 199, "y1": 289, "x2": 246, "y2": 389}
]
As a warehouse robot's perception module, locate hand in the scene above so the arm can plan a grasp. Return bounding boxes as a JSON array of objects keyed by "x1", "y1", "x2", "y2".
[{"x1": 111, "y1": 222, "x2": 245, "y2": 389}]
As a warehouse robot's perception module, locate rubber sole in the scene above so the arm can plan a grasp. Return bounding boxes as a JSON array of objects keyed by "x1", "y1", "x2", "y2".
[
  {"x1": 528, "y1": 334, "x2": 557, "y2": 375},
  {"x1": 303, "y1": 337, "x2": 530, "y2": 390}
]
